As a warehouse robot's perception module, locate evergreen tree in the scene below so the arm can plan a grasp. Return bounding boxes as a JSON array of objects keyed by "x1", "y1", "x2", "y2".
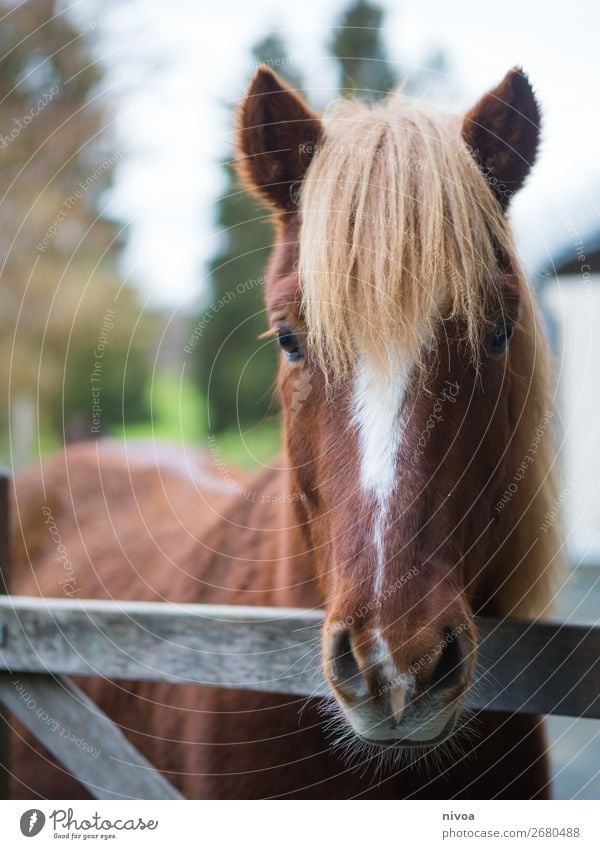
[
  {"x1": 330, "y1": 0, "x2": 399, "y2": 99},
  {"x1": 194, "y1": 34, "x2": 303, "y2": 434},
  {"x1": 331, "y1": 1, "x2": 453, "y2": 101}
]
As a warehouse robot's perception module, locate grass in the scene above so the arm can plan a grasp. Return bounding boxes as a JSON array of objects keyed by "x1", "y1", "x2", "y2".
[
  {"x1": 211, "y1": 419, "x2": 281, "y2": 468},
  {"x1": 113, "y1": 370, "x2": 206, "y2": 445},
  {"x1": 3, "y1": 371, "x2": 282, "y2": 472},
  {"x1": 112, "y1": 370, "x2": 281, "y2": 469}
]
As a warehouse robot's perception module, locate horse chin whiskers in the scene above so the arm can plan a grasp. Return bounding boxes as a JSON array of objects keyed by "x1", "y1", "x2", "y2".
[{"x1": 319, "y1": 696, "x2": 472, "y2": 776}]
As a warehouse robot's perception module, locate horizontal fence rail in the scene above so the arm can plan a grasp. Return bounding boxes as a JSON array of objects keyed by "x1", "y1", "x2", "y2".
[
  {"x1": 0, "y1": 596, "x2": 325, "y2": 696},
  {"x1": 1, "y1": 595, "x2": 599, "y2": 719}
]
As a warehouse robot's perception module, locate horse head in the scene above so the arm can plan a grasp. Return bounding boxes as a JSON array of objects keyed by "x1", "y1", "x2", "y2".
[{"x1": 235, "y1": 67, "x2": 560, "y2": 749}]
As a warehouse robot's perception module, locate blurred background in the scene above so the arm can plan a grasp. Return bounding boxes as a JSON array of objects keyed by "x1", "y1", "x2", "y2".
[{"x1": 0, "y1": 0, "x2": 599, "y2": 797}]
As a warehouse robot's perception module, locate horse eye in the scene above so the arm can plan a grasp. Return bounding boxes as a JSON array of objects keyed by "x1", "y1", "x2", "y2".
[
  {"x1": 485, "y1": 320, "x2": 514, "y2": 356},
  {"x1": 276, "y1": 323, "x2": 304, "y2": 363}
]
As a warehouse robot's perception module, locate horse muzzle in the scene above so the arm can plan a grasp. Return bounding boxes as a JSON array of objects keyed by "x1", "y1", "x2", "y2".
[{"x1": 323, "y1": 618, "x2": 474, "y2": 748}]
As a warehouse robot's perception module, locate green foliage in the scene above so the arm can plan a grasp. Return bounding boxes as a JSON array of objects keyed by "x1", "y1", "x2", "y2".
[
  {"x1": 330, "y1": 0, "x2": 399, "y2": 99},
  {"x1": 193, "y1": 34, "x2": 303, "y2": 434},
  {"x1": 330, "y1": 1, "x2": 453, "y2": 101},
  {"x1": 213, "y1": 420, "x2": 281, "y2": 469},
  {"x1": 0, "y1": 0, "x2": 153, "y2": 461},
  {"x1": 116, "y1": 370, "x2": 281, "y2": 468},
  {"x1": 115, "y1": 369, "x2": 206, "y2": 445},
  {"x1": 56, "y1": 281, "x2": 157, "y2": 438}
]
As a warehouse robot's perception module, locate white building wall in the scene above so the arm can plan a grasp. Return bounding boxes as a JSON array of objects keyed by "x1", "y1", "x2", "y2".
[{"x1": 544, "y1": 275, "x2": 600, "y2": 565}]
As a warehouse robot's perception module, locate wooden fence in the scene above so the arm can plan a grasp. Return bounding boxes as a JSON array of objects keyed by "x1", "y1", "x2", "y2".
[{"x1": 0, "y1": 470, "x2": 599, "y2": 799}]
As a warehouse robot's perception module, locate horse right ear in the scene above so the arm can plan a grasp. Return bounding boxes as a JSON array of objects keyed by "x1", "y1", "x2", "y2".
[
  {"x1": 236, "y1": 67, "x2": 322, "y2": 212},
  {"x1": 462, "y1": 67, "x2": 541, "y2": 209}
]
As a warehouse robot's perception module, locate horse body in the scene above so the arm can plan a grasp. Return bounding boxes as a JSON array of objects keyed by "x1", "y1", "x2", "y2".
[
  {"x1": 9, "y1": 65, "x2": 562, "y2": 798},
  {"x1": 10, "y1": 441, "x2": 548, "y2": 799}
]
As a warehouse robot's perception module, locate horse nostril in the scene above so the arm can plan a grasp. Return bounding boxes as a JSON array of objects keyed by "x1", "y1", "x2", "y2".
[
  {"x1": 430, "y1": 626, "x2": 467, "y2": 692},
  {"x1": 328, "y1": 627, "x2": 362, "y2": 689}
]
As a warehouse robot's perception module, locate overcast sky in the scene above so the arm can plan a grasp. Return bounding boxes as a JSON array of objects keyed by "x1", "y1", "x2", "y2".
[{"x1": 79, "y1": 0, "x2": 600, "y2": 309}]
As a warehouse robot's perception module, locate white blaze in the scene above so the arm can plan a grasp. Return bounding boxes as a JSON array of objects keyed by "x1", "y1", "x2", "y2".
[{"x1": 351, "y1": 356, "x2": 411, "y2": 598}]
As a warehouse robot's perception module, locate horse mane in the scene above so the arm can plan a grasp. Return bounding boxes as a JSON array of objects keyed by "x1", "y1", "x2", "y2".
[
  {"x1": 492, "y1": 291, "x2": 565, "y2": 618},
  {"x1": 298, "y1": 92, "x2": 514, "y2": 379}
]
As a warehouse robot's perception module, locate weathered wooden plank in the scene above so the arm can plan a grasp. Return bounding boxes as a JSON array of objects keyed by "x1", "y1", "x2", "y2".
[
  {"x1": 0, "y1": 596, "x2": 599, "y2": 718},
  {"x1": 0, "y1": 673, "x2": 184, "y2": 799},
  {"x1": 0, "y1": 596, "x2": 325, "y2": 696},
  {"x1": 0, "y1": 472, "x2": 11, "y2": 799},
  {"x1": 472, "y1": 617, "x2": 600, "y2": 719}
]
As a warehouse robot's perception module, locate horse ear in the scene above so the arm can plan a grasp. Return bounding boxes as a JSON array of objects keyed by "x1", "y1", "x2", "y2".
[
  {"x1": 462, "y1": 67, "x2": 540, "y2": 208},
  {"x1": 236, "y1": 66, "x2": 322, "y2": 211}
]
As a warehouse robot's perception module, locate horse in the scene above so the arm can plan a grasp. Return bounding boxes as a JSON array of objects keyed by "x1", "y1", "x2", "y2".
[{"x1": 8, "y1": 65, "x2": 563, "y2": 799}]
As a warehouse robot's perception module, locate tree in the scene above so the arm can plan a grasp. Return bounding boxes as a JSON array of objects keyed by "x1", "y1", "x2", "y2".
[
  {"x1": 193, "y1": 34, "x2": 303, "y2": 434},
  {"x1": 331, "y1": 0, "x2": 454, "y2": 101},
  {"x1": 330, "y1": 0, "x2": 399, "y2": 99},
  {"x1": 0, "y1": 0, "x2": 154, "y2": 459}
]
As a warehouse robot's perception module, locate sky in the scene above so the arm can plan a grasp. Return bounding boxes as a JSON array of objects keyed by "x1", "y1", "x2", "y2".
[{"x1": 74, "y1": 0, "x2": 600, "y2": 309}]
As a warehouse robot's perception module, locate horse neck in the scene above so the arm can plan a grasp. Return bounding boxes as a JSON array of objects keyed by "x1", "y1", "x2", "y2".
[{"x1": 196, "y1": 463, "x2": 323, "y2": 609}]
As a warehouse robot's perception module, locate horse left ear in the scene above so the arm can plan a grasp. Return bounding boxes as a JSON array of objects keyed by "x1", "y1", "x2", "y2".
[
  {"x1": 236, "y1": 66, "x2": 323, "y2": 212},
  {"x1": 462, "y1": 67, "x2": 540, "y2": 208}
]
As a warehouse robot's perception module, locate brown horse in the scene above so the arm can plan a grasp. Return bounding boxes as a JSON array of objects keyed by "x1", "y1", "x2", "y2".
[{"x1": 9, "y1": 66, "x2": 562, "y2": 799}]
